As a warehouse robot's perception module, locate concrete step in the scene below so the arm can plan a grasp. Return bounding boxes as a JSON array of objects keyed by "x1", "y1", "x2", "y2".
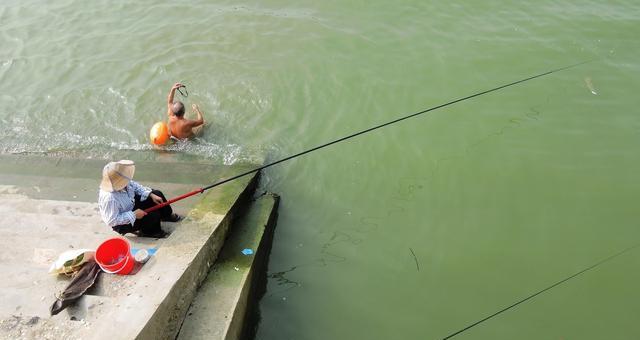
[
  {"x1": 0, "y1": 154, "x2": 263, "y2": 340},
  {"x1": 177, "y1": 193, "x2": 280, "y2": 340},
  {"x1": 0, "y1": 154, "x2": 243, "y2": 184}
]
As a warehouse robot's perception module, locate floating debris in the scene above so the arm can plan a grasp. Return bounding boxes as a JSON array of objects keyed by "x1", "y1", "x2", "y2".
[{"x1": 584, "y1": 76, "x2": 597, "y2": 95}]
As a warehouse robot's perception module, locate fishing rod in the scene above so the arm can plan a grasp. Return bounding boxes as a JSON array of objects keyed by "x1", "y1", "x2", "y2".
[
  {"x1": 442, "y1": 242, "x2": 639, "y2": 339},
  {"x1": 144, "y1": 60, "x2": 591, "y2": 213}
]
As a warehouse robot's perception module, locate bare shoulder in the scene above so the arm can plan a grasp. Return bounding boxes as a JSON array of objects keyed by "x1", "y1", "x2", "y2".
[{"x1": 186, "y1": 118, "x2": 204, "y2": 128}]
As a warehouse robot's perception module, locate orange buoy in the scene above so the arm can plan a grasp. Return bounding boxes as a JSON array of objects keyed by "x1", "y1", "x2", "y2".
[{"x1": 150, "y1": 122, "x2": 169, "y2": 145}]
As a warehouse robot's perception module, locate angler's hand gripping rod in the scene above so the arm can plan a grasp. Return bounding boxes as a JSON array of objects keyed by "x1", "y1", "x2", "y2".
[{"x1": 144, "y1": 61, "x2": 591, "y2": 213}]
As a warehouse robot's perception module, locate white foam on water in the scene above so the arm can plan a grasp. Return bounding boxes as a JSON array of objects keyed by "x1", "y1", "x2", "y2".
[{"x1": 1, "y1": 134, "x2": 264, "y2": 166}]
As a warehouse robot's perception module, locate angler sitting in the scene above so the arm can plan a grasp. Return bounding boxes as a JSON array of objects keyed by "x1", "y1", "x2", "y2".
[{"x1": 98, "y1": 160, "x2": 182, "y2": 238}]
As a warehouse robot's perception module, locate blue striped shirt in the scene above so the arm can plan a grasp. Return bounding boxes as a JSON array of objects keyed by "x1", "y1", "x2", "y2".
[{"x1": 98, "y1": 180, "x2": 152, "y2": 227}]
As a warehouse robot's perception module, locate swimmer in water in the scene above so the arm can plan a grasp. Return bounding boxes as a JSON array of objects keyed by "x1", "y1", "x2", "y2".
[{"x1": 167, "y1": 82, "x2": 205, "y2": 139}]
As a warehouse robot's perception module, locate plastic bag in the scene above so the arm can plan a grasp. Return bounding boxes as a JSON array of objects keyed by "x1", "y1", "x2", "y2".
[{"x1": 48, "y1": 249, "x2": 95, "y2": 275}]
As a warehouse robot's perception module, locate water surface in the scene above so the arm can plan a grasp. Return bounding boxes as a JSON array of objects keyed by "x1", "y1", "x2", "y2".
[{"x1": 1, "y1": 1, "x2": 640, "y2": 339}]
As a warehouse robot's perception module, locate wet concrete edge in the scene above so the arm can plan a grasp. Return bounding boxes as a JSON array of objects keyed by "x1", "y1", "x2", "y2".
[
  {"x1": 137, "y1": 171, "x2": 261, "y2": 340},
  {"x1": 242, "y1": 193, "x2": 281, "y2": 340}
]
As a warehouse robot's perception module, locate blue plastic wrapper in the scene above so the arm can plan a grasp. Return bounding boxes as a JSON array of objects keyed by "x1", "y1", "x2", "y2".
[{"x1": 131, "y1": 247, "x2": 158, "y2": 256}]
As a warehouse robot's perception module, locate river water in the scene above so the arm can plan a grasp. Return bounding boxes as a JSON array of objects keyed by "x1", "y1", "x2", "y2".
[{"x1": 2, "y1": 1, "x2": 640, "y2": 339}]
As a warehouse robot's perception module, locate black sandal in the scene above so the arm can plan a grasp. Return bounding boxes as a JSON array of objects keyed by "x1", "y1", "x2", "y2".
[
  {"x1": 164, "y1": 213, "x2": 183, "y2": 222},
  {"x1": 137, "y1": 229, "x2": 168, "y2": 239}
]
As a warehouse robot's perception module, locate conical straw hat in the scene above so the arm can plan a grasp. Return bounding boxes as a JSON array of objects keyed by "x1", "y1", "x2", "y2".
[{"x1": 100, "y1": 160, "x2": 135, "y2": 192}]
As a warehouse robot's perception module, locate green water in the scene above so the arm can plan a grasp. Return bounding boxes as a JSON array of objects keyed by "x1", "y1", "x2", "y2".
[{"x1": 2, "y1": 1, "x2": 640, "y2": 338}]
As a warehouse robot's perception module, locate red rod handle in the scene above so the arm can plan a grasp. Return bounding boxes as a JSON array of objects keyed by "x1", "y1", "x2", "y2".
[{"x1": 144, "y1": 188, "x2": 204, "y2": 213}]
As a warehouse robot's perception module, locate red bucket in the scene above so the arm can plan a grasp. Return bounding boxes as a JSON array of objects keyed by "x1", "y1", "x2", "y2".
[{"x1": 95, "y1": 237, "x2": 134, "y2": 275}]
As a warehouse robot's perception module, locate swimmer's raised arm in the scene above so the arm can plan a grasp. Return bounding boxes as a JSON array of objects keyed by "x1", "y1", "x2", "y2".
[
  {"x1": 167, "y1": 82, "x2": 183, "y2": 116},
  {"x1": 191, "y1": 104, "x2": 205, "y2": 127}
]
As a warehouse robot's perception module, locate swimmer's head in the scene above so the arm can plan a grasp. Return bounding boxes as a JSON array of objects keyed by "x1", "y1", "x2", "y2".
[{"x1": 172, "y1": 101, "x2": 185, "y2": 117}]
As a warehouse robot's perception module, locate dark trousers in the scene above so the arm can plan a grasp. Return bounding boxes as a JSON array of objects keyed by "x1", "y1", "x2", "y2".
[{"x1": 112, "y1": 189, "x2": 173, "y2": 236}]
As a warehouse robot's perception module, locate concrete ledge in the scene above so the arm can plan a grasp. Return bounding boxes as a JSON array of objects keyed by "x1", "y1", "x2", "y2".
[
  {"x1": 0, "y1": 155, "x2": 262, "y2": 340},
  {"x1": 128, "y1": 172, "x2": 261, "y2": 340},
  {"x1": 177, "y1": 193, "x2": 280, "y2": 340}
]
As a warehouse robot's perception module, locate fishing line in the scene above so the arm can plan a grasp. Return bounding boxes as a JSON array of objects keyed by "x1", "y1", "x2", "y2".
[
  {"x1": 409, "y1": 247, "x2": 420, "y2": 271},
  {"x1": 442, "y1": 242, "x2": 640, "y2": 340},
  {"x1": 145, "y1": 60, "x2": 592, "y2": 213}
]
